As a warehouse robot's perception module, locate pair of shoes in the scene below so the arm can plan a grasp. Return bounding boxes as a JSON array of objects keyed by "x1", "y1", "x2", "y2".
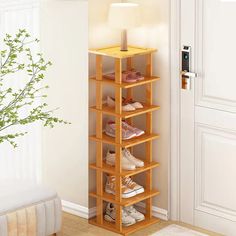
[
  {"x1": 105, "y1": 121, "x2": 145, "y2": 140},
  {"x1": 107, "y1": 96, "x2": 143, "y2": 112},
  {"x1": 105, "y1": 176, "x2": 144, "y2": 198},
  {"x1": 104, "y1": 69, "x2": 144, "y2": 83},
  {"x1": 105, "y1": 149, "x2": 144, "y2": 171},
  {"x1": 104, "y1": 203, "x2": 145, "y2": 226}
]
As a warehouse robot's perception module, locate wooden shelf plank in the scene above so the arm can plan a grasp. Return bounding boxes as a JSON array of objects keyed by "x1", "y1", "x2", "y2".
[
  {"x1": 89, "y1": 216, "x2": 160, "y2": 236},
  {"x1": 89, "y1": 133, "x2": 160, "y2": 148},
  {"x1": 89, "y1": 161, "x2": 160, "y2": 177},
  {"x1": 89, "y1": 45, "x2": 157, "y2": 59},
  {"x1": 90, "y1": 104, "x2": 160, "y2": 119},
  {"x1": 90, "y1": 76, "x2": 160, "y2": 89},
  {"x1": 89, "y1": 189, "x2": 160, "y2": 207}
]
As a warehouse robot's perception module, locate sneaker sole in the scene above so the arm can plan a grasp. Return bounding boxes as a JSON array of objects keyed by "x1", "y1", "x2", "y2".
[
  {"x1": 104, "y1": 214, "x2": 115, "y2": 223},
  {"x1": 135, "y1": 188, "x2": 145, "y2": 195},
  {"x1": 136, "y1": 216, "x2": 145, "y2": 222},
  {"x1": 105, "y1": 189, "x2": 137, "y2": 198},
  {"x1": 135, "y1": 131, "x2": 145, "y2": 137}
]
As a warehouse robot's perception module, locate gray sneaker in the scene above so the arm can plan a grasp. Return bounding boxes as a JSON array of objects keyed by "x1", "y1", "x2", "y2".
[
  {"x1": 104, "y1": 203, "x2": 136, "y2": 226},
  {"x1": 105, "y1": 121, "x2": 136, "y2": 140}
]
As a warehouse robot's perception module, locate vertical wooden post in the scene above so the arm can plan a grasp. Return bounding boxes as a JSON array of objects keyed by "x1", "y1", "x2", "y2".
[
  {"x1": 126, "y1": 57, "x2": 133, "y2": 124},
  {"x1": 145, "y1": 53, "x2": 153, "y2": 219},
  {"x1": 126, "y1": 57, "x2": 133, "y2": 100},
  {"x1": 96, "y1": 55, "x2": 103, "y2": 224},
  {"x1": 126, "y1": 57, "x2": 134, "y2": 156},
  {"x1": 115, "y1": 58, "x2": 122, "y2": 232}
]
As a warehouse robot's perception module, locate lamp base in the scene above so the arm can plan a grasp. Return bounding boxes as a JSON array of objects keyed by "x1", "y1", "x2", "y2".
[{"x1": 120, "y1": 29, "x2": 128, "y2": 51}]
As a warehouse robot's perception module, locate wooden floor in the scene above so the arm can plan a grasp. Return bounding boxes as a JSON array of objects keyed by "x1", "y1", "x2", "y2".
[{"x1": 62, "y1": 212, "x2": 223, "y2": 236}]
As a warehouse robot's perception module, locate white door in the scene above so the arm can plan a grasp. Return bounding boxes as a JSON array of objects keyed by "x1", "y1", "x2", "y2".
[{"x1": 180, "y1": 0, "x2": 236, "y2": 235}]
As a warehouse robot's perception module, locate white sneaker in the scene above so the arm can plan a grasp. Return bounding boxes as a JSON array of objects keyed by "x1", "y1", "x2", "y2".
[
  {"x1": 105, "y1": 175, "x2": 137, "y2": 198},
  {"x1": 130, "y1": 101, "x2": 143, "y2": 109},
  {"x1": 104, "y1": 203, "x2": 136, "y2": 226},
  {"x1": 122, "y1": 177, "x2": 144, "y2": 195},
  {"x1": 123, "y1": 149, "x2": 144, "y2": 168},
  {"x1": 124, "y1": 205, "x2": 145, "y2": 222},
  {"x1": 107, "y1": 96, "x2": 135, "y2": 112},
  {"x1": 105, "y1": 150, "x2": 136, "y2": 171}
]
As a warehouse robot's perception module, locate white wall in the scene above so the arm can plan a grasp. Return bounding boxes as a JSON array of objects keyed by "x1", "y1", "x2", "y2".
[
  {"x1": 40, "y1": 0, "x2": 170, "y2": 213},
  {"x1": 40, "y1": 0, "x2": 89, "y2": 208},
  {"x1": 89, "y1": 0, "x2": 170, "y2": 210}
]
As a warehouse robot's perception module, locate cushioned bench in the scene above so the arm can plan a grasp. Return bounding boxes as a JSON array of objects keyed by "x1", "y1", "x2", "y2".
[{"x1": 0, "y1": 181, "x2": 62, "y2": 236}]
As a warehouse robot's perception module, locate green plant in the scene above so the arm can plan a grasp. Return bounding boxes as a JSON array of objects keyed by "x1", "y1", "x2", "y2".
[{"x1": 0, "y1": 29, "x2": 68, "y2": 147}]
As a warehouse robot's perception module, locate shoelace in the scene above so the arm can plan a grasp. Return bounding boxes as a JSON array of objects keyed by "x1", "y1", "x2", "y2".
[
  {"x1": 122, "y1": 210, "x2": 129, "y2": 217},
  {"x1": 109, "y1": 122, "x2": 130, "y2": 135},
  {"x1": 129, "y1": 207, "x2": 138, "y2": 213},
  {"x1": 122, "y1": 122, "x2": 135, "y2": 131},
  {"x1": 124, "y1": 149, "x2": 136, "y2": 161},
  {"x1": 108, "y1": 176, "x2": 128, "y2": 191},
  {"x1": 123, "y1": 177, "x2": 135, "y2": 188}
]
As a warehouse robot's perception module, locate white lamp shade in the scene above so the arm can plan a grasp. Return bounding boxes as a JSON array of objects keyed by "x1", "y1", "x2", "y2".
[{"x1": 108, "y1": 3, "x2": 140, "y2": 29}]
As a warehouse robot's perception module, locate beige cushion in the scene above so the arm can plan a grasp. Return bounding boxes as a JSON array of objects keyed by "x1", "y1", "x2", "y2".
[{"x1": 0, "y1": 180, "x2": 57, "y2": 215}]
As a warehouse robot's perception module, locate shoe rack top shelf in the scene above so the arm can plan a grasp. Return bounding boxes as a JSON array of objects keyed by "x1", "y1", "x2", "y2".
[
  {"x1": 89, "y1": 45, "x2": 157, "y2": 59},
  {"x1": 89, "y1": 161, "x2": 160, "y2": 177}
]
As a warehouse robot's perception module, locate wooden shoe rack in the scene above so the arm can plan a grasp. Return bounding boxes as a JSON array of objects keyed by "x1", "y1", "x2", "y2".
[{"x1": 89, "y1": 45, "x2": 160, "y2": 235}]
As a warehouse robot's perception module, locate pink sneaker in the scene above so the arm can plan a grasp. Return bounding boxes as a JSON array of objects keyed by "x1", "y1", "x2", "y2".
[
  {"x1": 122, "y1": 121, "x2": 145, "y2": 137},
  {"x1": 103, "y1": 72, "x2": 137, "y2": 83},
  {"x1": 105, "y1": 121, "x2": 137, "y2": 140},
  {"x1": 130, "y1": 69, "x2": 144, "y2": 81}
]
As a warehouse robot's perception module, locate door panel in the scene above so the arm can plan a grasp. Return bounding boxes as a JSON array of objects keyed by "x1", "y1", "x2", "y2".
[
  {"x1": 195, "y1": 124, "x2": 236, "y2": 221},
  {"x1": 196, "y1": 0, "x2": 236, "y2": 112},
  {"x1": 180, "y1": 0, "x2": 236, "y2": 234}
]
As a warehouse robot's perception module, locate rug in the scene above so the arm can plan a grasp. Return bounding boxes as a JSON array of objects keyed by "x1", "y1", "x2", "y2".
[{"x1": 152, "y1": 224, "x2": 209, "y2": 236}]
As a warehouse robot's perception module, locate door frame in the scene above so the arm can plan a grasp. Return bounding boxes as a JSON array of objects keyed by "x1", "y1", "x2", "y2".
[{"x1": 170, "y1": 0, "x2": 181, "y2": 221}]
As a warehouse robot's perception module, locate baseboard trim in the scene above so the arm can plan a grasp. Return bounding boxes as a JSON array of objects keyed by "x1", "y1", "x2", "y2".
[
  {"x1": 62, "y1": 200, "x2": 168, "y2": 221},
  {"x1": 62, "y1": 200, "x2": 90, "y2": 219}
]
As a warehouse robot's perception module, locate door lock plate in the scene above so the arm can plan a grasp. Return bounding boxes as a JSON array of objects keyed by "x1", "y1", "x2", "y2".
[{"x1": 181, "y1": 46, "x2": 192, "y2": 90}]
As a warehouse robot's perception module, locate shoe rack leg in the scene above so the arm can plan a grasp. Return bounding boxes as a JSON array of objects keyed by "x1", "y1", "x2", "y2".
[
  {"x1": 146, "y1": 53, "x2": 153, "y2": 219},
  {"x1": 115, "y1": 144, "x2": 122, "y2": 231},
  {"x1": 96, "y1": 55, "x2": 103, "y2": 225},
  {"x1": 115, "y1": 58, "x2": 122, "y2": 232}
]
